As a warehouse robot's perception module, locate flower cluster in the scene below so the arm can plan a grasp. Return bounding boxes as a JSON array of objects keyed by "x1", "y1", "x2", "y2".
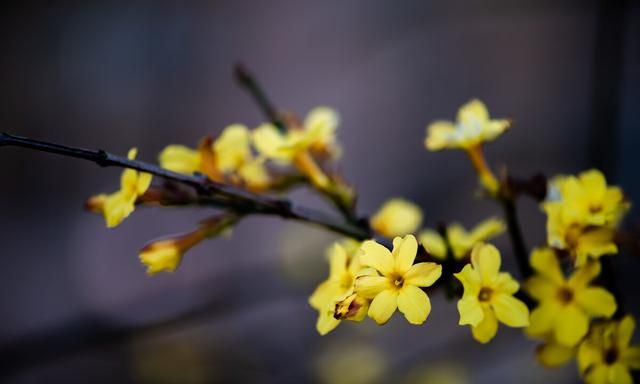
[
  {"x1": 425, "y1": 99, "x2": 510, "y2": 194},
  {"x1": 69, "y1": 94, "x2": 638, "y2": 382},
  {"x1": 310, "y1": 235, "x2": 442, "y2": 334},
  {"x1": 542, "y1": 170, "x2": 630, "y2": 266},
  {"x1": 87, "y1": 106, "x2": 353, "y2": 275}
]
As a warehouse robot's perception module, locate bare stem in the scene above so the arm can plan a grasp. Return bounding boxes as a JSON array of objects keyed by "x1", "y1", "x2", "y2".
[
  {"x1": 500, "y1": 197, "x2": 533, "y2": 278},
  {"x1": 0, "y1": 132, "x2": 371, "y2": 240},
  {"x1": 234, "y1": 63, "x2": 287, "y2": 133}
]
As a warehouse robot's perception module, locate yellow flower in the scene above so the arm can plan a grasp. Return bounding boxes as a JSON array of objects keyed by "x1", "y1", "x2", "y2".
[
  {"x1": 309, "y1": 241, "x2": 371, "y2": 335},
  {"x1": 159, "y1": 137, "x2": 221, "y2": 181},
  {"x1": 355, "y1": 235, "x2": 442, "y2": 325},
  {"x1": 543, "y1": 170, "x2": 630, "y2": 266},
  {"x1": 139, "y1": 214, "x2": 238, "y2": 275},
  {"x1": 418, "y1": 217, "x2": 505, "y2": 261},
  {"x1": 526, "y1": 247, "x2": 616, "y2": 346},
  {"x1": 253, "y1": 107, "x2": 340, "y2": 163},
  {"x1": 425, "y1": 99, "x2": 510, "y2": 151},
  {"x1": 214, "y1": 124, "x2": 271, "y2": 191},
  {"x1": 549, "y1": 170, "x2": 630, "y2": 227},
  {"x1": 139, "y1": 239, "x2": 188, "y2": 276},
  {"x1": 454, "y1": 243, "x2": 529, "y2": 343},
  {"x1": 370, "y1": 198, "x2": 423, "y2": 238},
  {"x1": 160, "y1": 127, "x2": 270, "y2": 191},
  {"x1": 425, "y1": 100, "x2": 507, "y2": 193},
  {"x1": 101, "y1": 148, "x2": 152, "y2": 228},
  {"x1": 578, "y1": 315, "x2": 640, "y2": 384}
]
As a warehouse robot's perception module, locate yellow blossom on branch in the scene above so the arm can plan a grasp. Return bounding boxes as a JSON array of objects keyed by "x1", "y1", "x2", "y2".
[
  {"x1": 454, "y1": 243, "x2": 529, "y2": 343},
  {"x1": 253, "y1": 107, "x2": 340, "y2": 163},
  {"x1": 542, "y1": 169, "x2": 629, "y2": 266},
  {"x1": 252, "y1": 107, "x2": 341, "y2": 191},
  {"x1": 548, "y1": 169, "x2": 630, "y2": 227},
  {"x1": 418, "y1": 217, "x2": 505, "y2": 261},
  {"x1": 159, "y1": 137, "x2": 221, "y2": 181},
  {"x1": 159, "y1": 125, "x2": 270, "y2": 191},
  {"x1": 370, "y1": 198, "x2": 423, "y2": 238},
  {"x1": 578, "y1": 315, "x2": 640, "y2": 384},
  {"x1": 355, "y1": 235, "x2": 441, "y2": 325},
  {"x1": 96, "y1": 148, "x2": 152, "y2": 228},
  {"x1": 425, "y1": 99, "x2": 510, "y2": 151},
  {"x1": 424, "y1": 99, "x2": 509, "y2": 194},
  {"x1": 526, "y1": 247, "x2": 616, "y2": 347},
  {"x1": 139, "y1": 214, "x2": 238, "y2": 275},
  {"x1": 309, "y1": 241, "x2": 372, "y2": 335}
]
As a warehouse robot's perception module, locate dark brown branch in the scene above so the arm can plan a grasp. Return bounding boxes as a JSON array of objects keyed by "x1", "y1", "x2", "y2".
[
  {"x1": 500, "y1": 197, "x2": 533, "y2": 279},
  {"x1": 0, "y1": 132, "x2": 371, "y2": 240},
  {"x1": 234, "y1": 63, "x2": 287, "y2": 133}
]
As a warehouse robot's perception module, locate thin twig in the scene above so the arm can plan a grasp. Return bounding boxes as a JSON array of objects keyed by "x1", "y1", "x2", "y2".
[
  {"x1": 234, "y1": 63, "x2": 287, "y2": 133},
  {"x1": 500, "y1": 197, "x2": 533, "y2": 278},
  {"x1": 0, "y1": 132, "x2": 371, "y2": 240}
]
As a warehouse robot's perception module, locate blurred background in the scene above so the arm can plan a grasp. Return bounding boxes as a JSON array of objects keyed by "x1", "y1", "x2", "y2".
[{"x1": 1, "y1": 0, "x2": 639, "y2": 383}]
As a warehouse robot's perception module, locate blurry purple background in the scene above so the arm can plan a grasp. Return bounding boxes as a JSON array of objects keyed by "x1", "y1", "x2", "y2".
[{"x1": 1, "y1": 1, "x2": 639, "y2": 383}]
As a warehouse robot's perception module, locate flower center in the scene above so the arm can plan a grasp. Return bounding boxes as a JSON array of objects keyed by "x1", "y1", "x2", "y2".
[
  {"x1": 556, "y1": 287, "x2": 574, "y2": 305},
  {"x1": 478, "y1": 287, "x2": 493, "y2": 302},
  {"x1": 604, "y1": 347, "x2": 619, "y2": 365},
  {"x1": 589, "y1": 204, "x2": 602, "y2": 214},
  {"x1": 394, "y1": 276, "x2": 404, "y2": 287}
]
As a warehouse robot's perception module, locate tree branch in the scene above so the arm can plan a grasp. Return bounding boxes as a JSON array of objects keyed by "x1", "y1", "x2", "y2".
[{"x1": 0, "y1": 132, "x2": 371, "y2": 240}]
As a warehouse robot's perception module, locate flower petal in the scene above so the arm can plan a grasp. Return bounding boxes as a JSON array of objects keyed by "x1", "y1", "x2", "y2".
[
  {"x1": 327, "y1": 243, "x2": 348, "y2": 281},
  {"x1": 527, "y1": 302, "x2": 560, "y2": 337},
  {"x1": 418, "y1": 230, "x2": 447, "y2": 260},
  {"x1": 457, "y1": 296, "x2": 484, "y2": 326},
  {"x1": 316, "y1": 311, "x2": 341, "y2": 335},
  {"x1": 309, "y1": 281, "x2": 341, "y2": 310},
  {"x1": 568, "y1": 261, "x2": 601, "y2": 289},
  {"x1": 355, "y1": 276, "x2": 391, "y2": 299},
  {"x1": 617, "y1": 315, "x2": 636, "y2": 349},
  {"x1": 371, "y1": 200, "x2": 422, "y2": 238},
  {"x1": 622, "y1": 347, "x2": 640, "y2": 369},
  {"x1": 397, "y1": 285, "x2": 431, "y2": 324},
  {"x1": 359, "y1": 240, "x2": 394, "y2": 276},
  {"x1": 492, "y1": 294, "x2": 530, "y2": 327},
  {"x1": 403, "y1": 262, "x2": 442, "y2": 287},
  {"x1": 609, "y1": 363, "x2": 632, "y2": 384},
  {"x1": 471, "y1": 307, "x2": 498, "y2": 344},
  {"x1": 469, "y1": 217, "x2": 506, "y2": 244},
  {"x1": 394, "y1": 234, "x2": 419, "y2": 274},
  {"x1": 530, "y1": 247, "x2": 564, "y2": 285},
  {"x1": 554, "y1": 305, "x2": 589, "y2": 347},
  {"x1": 579, "y1": 169, "x2": 607, "y2": 203},
  {"x1": 136, "y1": 172, "x2": 152, "y2": 195},
  {"x1": 425, "y1": 121, "x2": 456, "y2": 151},
  {"x1": 470, "y1": 243, "x2": 501, "y2": 283},
  {"x1": 525, "y1": 276, "x2": 557, "y2": 302},
  {"x1": 368, "y1": 289, "x2": 398, "y2": 325},
  {"x1": 454, "y1": 264, "x2": 481, "y2": 296},
  {"x1": 536, "y1": 342, "x2": 575, "y2": 368},
  {"x1": 574, "y1": 287, "x2": 617, "y2": 318},
  {"x1": 578, "y1": 340, "x2": 603, "y2": 374},
  {"x1": 494, "y1": 272, "x2": 520, "y2": 295},
  {"x1": 584, "y1": 365, "x2": 609, "y2": 384}
]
